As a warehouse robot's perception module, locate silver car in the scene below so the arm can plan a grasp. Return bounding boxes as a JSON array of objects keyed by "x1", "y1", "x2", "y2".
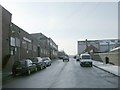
[
  {"x1": 80, "y1": 54, "x2": 92, "y2": 67},
  {"x1": 29, "y1": 57, "x2": 46, "y2": 70},
  {"x1": 42, "y1": 57, "x2": 52, "y2": 66}
]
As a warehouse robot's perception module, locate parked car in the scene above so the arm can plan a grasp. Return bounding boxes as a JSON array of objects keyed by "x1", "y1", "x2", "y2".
[
  {"x1": 42, "y1": 57, "x2": 52, "y2": 66},
  {"x1": 63, "y1": 55, "x2": 69, "y2": 62},
  {"x1": 12, "y1": 59, "x2": 37, "y2": 76},
  {"x1": 73, "y1": 55, "x2": 76, "y2": 59},
  {"x1": 59, "y1": 56, "x2": 64, "y2": 59},
  {"x1": 29, "y1": 57, "x2": 46, "y2": 70},
  {"x1": 79, "y1": 54, "x2": 93, "y2": 67}
]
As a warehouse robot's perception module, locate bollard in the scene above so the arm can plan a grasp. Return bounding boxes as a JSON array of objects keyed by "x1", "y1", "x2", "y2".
[{"x1": 105, "y1": 57, "x2": 109, "y2": 64}]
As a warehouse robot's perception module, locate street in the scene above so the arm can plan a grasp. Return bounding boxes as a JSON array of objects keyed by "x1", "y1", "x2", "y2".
[{"x1": 2, "y1": 58, "x2": 118, "y2": 88}]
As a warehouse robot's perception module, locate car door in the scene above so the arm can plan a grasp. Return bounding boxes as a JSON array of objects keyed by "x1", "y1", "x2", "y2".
[
  {"x1": 37, "y1": 57, "x2": 42, "y2": 66},
  {"x1": 28, "y1": 60, "x2": 34, "y2": 72}
]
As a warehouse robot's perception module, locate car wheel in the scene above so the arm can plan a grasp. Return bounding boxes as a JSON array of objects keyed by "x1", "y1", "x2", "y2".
[
  {"x1": 80, "y1": 64, "x2": 83, "y2": 67},
  {"x1": 40, "y1": 66, "x2": 43, "y2": 70},
  {"x1": 27, "y1": 70, "x2": 31, "y2": 75},
  {"x1": 90, "y1": 64, "x2": 93, "y2": 67},
  {"x1": 35, "y1": 67, "x2": 37, "y2": 72},
  {"x1": 12, "y1": 72, "x2": 16, "y2": 76},
  {"x1": 45, "y1": 65, "x2": 47, "y2": 67}
]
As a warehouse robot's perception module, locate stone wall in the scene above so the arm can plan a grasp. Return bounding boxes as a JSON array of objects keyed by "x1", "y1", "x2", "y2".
[{"x1": 93, "y1": 50, "x2": 119, "y2": 66}]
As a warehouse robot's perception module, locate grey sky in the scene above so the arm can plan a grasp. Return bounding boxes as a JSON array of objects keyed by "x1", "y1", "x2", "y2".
[{"x1": 0, "y1": 1, "x2": 118, "y2": 55}]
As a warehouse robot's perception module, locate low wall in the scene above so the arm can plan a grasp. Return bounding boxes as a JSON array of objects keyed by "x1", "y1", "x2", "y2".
[{"x1": 93, "y1": 50, "x2": 120, "y2": 66}]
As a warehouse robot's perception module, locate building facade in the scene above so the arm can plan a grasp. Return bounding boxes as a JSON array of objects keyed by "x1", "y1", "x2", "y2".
[
  {"x1": 0, "y1": 5, "x2": 2, "y2": 71},
  {"x1": 1, "y1": 6, "x2": 12, "y2": 75},
  {"x1": 49, "y1": 38, "x2": 58, "y2": 59},
  {"x1": 2, "y1": 22, "x2": 39, "y2": 76},
  {"x1": 78, "y1": 39, "x2": 120, "y2": 55},
  {"x1": 31, "y1": 33, "x2": 58, "y2": 59},
  {"x1": 31, "y1": 33, "x2": 50, "y2": 58},
  {"x1": 10, "y1": 23, "x2": 39, "y2": 60},
  {"x1": 1, "y1": 5, "x2": 58, "y2": 77}
]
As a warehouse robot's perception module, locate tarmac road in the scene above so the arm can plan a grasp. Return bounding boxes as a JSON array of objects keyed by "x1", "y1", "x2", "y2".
[{"x1": 2, "y1": 58, "x2": 118, "y2": 88}]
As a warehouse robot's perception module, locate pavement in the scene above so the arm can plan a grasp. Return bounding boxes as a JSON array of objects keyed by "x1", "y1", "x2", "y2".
[{"x1": 92, "y1": 60, "x2": 120, "y2": 77}]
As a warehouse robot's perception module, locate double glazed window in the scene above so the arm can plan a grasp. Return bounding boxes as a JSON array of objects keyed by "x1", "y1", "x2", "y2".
[
  {"x1": 10, "y1": 37, "x2": 15, "y2": 46},
  {"x1": 16, "y1": 38, "x2": 20, "y2": 47},
  {"x1": 10, "y1": 37, "x2": 37, "y2": 52},
  {"x1": 33, "y1": 45, "x2": 37, "y2": 52},
  {"x1": 22, "y1": 40, "x2": 27, "y2": 49},
  {"x1": 28, "y1": 43, "x2": 32, "y2": 50},
  {"x1": 10, "y1": 37, "x2": 20, "y2": 47}
]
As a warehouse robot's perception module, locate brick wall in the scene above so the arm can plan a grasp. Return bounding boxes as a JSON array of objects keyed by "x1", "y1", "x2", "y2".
[{"x1": 0, "y1": 5, "x2": 2, "y2": 71}]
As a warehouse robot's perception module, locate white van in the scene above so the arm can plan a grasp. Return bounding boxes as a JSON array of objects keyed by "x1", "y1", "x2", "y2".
[{"x1": 80, "y1": 54, "x2": 92, "y2": 67}]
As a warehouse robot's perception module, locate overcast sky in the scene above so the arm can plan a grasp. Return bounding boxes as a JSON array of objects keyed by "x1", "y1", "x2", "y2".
[{"x1": 0, "y1": 0, "x2": 118, "y2": 55}]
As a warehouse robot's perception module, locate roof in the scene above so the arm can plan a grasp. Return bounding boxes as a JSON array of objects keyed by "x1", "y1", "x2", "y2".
[
  {"x1": 110, "y1": 46, "x2": 120, "y2": 52},
  {"x1": 85, "y1": 45, "x2": 99, "y2": 52}
]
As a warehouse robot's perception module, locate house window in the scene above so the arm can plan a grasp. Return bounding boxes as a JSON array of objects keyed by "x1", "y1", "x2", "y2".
[
  {"x1": 33, "y1": 45, "x2": 37, "y2": 52},
  {"x1": 28, "y1": 43, "x2": 32, "y2": 50},
  {"x1": 10, "y1": 37, "x2": 15, "y2": 46},
  {"x1": 41, "y1": 49, "x2": 43, "y2": 53},
  {"x1": 16, "y1": 38, "x2": 20, "y2": 47},
  {"x1": 111, "y1": 40, "x2": 115, "y2": 42},
  {"x1": 22, "y1": 40, "x2": 27, "y2": 49}
]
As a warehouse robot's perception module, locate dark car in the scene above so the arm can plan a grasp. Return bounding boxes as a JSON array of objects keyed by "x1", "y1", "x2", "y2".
[
  {"x1": 59, "y1": 56, "x2": 64, "y2": 59},
  {"x1": 12, "y1": 59, "x2": 37, "y2": 76},
  {"x1": 42, "y1": 57, "x2": 52, "y2": 66},
  {"x1": 63, "y1": 56, "x2": 69, "y2": 62},
  {"x1": 29, "y1": 57, "x2": 46, "y2": 70}
]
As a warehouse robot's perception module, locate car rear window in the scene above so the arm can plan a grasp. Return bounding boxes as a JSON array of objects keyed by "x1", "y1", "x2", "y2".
[
  {"x1": 42, "y1": 57, "x2": 49, "y2": 61},
  {"x1": 14, "y1": 61, "x2": 27, "y2": 66},
  {"x1": 82, "y1": 55, "x2": 90, "y2": 59}
]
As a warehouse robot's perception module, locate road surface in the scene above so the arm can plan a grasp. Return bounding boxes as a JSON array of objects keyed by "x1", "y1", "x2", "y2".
[{"x1": 2, "y1": 58, "x2": 118, "y2": 88}]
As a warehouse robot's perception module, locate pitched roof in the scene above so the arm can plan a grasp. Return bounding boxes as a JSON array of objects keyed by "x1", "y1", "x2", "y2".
[{"x1": 85, "y1": 45, "x2": 99, "y2": 52}]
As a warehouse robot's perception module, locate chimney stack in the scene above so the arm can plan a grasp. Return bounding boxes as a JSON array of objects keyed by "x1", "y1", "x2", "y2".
[{"x1": 85, "y1": 39, "x2": 88, "y2": 48}]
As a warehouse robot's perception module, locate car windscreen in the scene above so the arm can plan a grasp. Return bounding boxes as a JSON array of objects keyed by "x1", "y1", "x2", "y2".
[
  {"x1": 82, "y1": 55, "x2": 90, "y2": 59},
  {"x1": 42, "y1": 59, "x2": 47, "y2": 61},
  {"x1": 42, "y1": 57, "x2": 49, "y2": 61},
  {"x1": 20, "y1": 61, "x2": 27, "y2": 66},
  {"x1": 30, "y1": 58, "x2": 38, "y2": 62}
]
